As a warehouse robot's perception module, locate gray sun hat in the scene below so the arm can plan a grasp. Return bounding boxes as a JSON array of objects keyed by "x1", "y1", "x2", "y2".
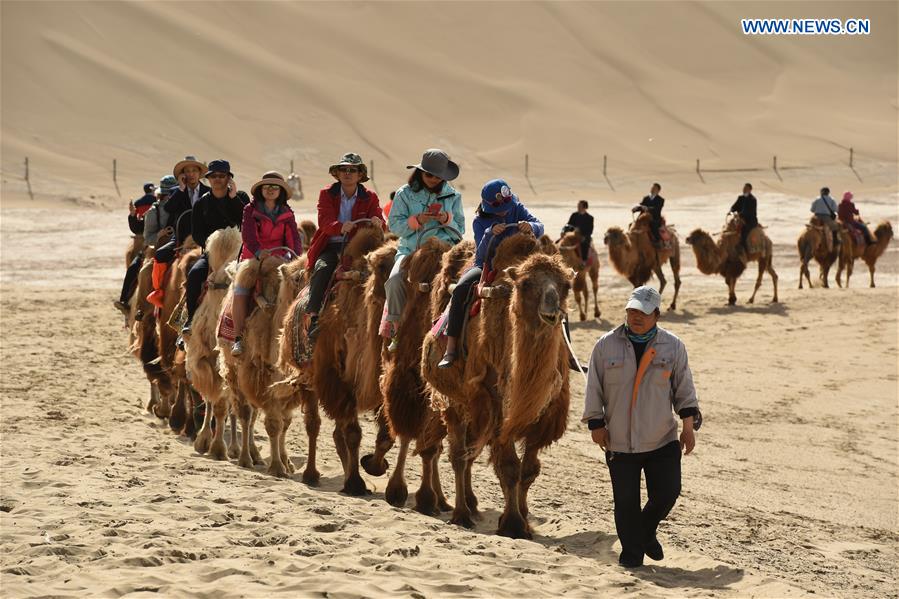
[
  {"x1": 159, "y1": 175, "x2": 179, "y2": 195},
  {"x1": 625, "y1": 286, "x2": 661, "y2": 314},
  {"x1": 406, "y1": 148, "x2": 459, "y2": 181},
  {"x1": 329, "y1": 153, "x2": 369, "y2": 182}
]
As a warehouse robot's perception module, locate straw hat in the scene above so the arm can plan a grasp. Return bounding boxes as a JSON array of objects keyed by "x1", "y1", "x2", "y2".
[
  {"x1": 173, "y1": 155, "x2": 207, "y2": 178},
  {"x1": 251, "y1": 171, "x2": 293, "y2": 200}
]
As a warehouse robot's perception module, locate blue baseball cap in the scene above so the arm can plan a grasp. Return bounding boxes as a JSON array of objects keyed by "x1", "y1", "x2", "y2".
[{"x1": 480, "y1": 179, "x2": 519, "y2": 214}]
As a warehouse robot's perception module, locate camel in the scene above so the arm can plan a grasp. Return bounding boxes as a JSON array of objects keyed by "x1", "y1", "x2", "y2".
[
  {"x1": 422, "y1": 233, "x2": 573, "y2": 538},
  {"x1": 186, "y1": 227, "x2": 243, "y2": 460},
  {"x1": 297, "y1": 219, "x2": 316, "y2": 249},
  {"x1": 381, "y1": 234, "x2": 474, "y2": 514},
  {"x1": 126, "y1": 246, "x2": 166, "y2": 417},
  {"x1": 275, "y1": 225, "x2": 395, "y2": 494},
  {"x1": 604, "y1": 211, "x2": 681, "y2": 310},
  {"x1": 556, "y1": 229, "x2": 600, "y2": 320},
  {"x1": 153, "y1": 243, "x2": 202, "y2": 436},
  {"x1": 835, "y1": 221, "x2": 894, "y2": 288},
  {"x1": 685, "y1": 218, "x2": 778, "y2": 305},
  {"x1": 218, "y1": 254, "x2": 311, "y2": 476},
  {"x1": 797, "y1": 218, "x2": 840, "y2": 289}
]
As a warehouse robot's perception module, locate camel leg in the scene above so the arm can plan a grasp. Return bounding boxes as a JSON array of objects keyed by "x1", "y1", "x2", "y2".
[
  {"x1": 228, "y1": 412, "x2": 239, "y2": 455},
  {"x1": 517, "y1": 444, "x2": 542, "y2": 537},
  {"x1": 183, "y1": 388, "x2": 199, "y2": 440},
  {"x1": 868, "y1": 263, "x2": 875, "y2": 288},
  {"x1": 798, "y1": 261, "x2": 806, "y2": 289},
  {"x1": 668, "y1": 252, "x2": 681, "y2": 311},
  {"x1": 208, "y1": 397, "x2": 228, "y2": 461},
  {"x1": 654, "y1": 265, "x2": 667, "y2": 296},
  {"x1": 844, "y1": 258, "x2": 852, "y2": 288},
  {"x1": 768, "y1": 258, "x2": 779, "y2": 303},
  {"x1": 156, "y1": 387, "x2": 172, "y2": 420},
  {"x1": 301, "y1": 391, "x2": 321, "y2": 485},
  {"x1": 748, "y1": 260, "x2": 765, "y2": 304},
  {"x1": 835, "y1": 259, "x2": 844, "y2": 288},
  {"x1": 591, "y1": 269, "x2": 601, "y2": 319},
  {"x1": 577, "y1": 287, "x2": 587, "y2": 321},
  {"x1": 385, "y1": 436, "x2": 410, "y2": 507},
  {"x1": 340, "y1": 417, "x2": 369, "y2": 496},
  {"x1": 726, "y1": 276, "x2": 737, "y2": 305},
  {"x1": 264, "y1": 412, "x2": 288, "y2": 478},
  {"x1": 431, "y1": 443, "x2": 453, "y2": 512},
  {"x1": 168, "y1": 382, "x2": 187, "y2": 434},
  {"x1": 280, "y1": 413, "x2": 295, "y2": 474},
  {"x1": 333, "y1": 423, "x2": 349, "y2": 472},
  {"x1": 146, "y1": 382, "x2": 160, "y2": 416},
  {"x1": 236, "y1": 401, "x2": 254, "y2": 469},
  {"x1": 492, "y1": 441, "x2": 530, "y2": 540},
  {"x1": 249, "y1": 408, "x2": 265, "y2": 465},
  {"x1": 414, "y1": 441, "x2": 440, "y2": 516},
  {"x1": 447, "y1": 412, "x2": 475, "y2": 528},
  {"x1": 361, "y1": 407, "x2": 394, "y2": 477},
  {"x1": 193, "y1": 398, "x2": 214, "y2": 454}
]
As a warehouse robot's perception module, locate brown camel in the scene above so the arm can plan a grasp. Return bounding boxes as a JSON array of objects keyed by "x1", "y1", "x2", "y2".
[
  {"x1": 422, "y1": 234, "x2": 572, "y2": 538},
  {"x1": 381, "y1": 234, "x2": 474, "y2": 514},
  {"x1": 836, "y1": 221, "x2": 894, "y2": 288},
  {"x1": 297, "y1": 219, "x2": 317, "y2": 249},
  {"x1": 219, "y1": 254, "x2": 312, "y2": 476},
  {"x1": 275, "y1": 225, "x2": 395, "y2": 494},
  {"x1": 556, "y1": 229, "x2": 600, "y2": 320},
  {"x1": 126, "y1": 247, "x2": 166, "y2": 417},
  {"x1": 154, "y1": 243, "x2": 202, "y2": 437},
  {"x1": 685, "y1": 219, "x2": 778, "y2": 305},
  {"x1": 604, "y1": 211, "x2": 681, "y2": 310},
  {"x1": 187, "y1": 227, "x2": 243, "y2": 460},
  {"x1": 797, "y1": 218, "x2": 840, "y2": 289}
]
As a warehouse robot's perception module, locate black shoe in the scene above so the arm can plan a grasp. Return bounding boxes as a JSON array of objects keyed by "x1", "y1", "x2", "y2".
[
  {"x1": 176, "y1": 335, "x2": 185, "y2": 351},
  {"x1": 113, "y1": 300, "x2": 129, "y2": 315},
  {"x1": 644, "y1": 538, "x2": 664, "y2": 561},
  {"x1": 438, "y1": 352, "x2": 456, "y2": 369},
  {"x1": 618, "y1": 552, "x2": 644, "y2": 568}
]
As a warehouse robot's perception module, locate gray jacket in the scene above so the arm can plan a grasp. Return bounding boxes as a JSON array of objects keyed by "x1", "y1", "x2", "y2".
[
  {"x1": 143, "y1": 200, "x2": 171, "y2": 246},
  {"x1": 582, "y1": 325, "x2": 699, "y2": 453}
]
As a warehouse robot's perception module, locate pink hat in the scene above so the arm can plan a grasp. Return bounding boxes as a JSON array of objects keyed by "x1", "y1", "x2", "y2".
[{"x1": 842, "y1": 191, "x2": 853, "y2": 201}]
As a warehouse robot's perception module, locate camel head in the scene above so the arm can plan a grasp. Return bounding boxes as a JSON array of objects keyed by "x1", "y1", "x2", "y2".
[
  {"x1": 874, "y1": 220, "x2": 894, "y2": 243},
  {"x1": 685, "y1": 228, "x2": 709, "y2": 246},
  {"x1": 492, "y1": 232, "x2": 541, "y2": 272},
  {"x1": 685, "y1": 228, "x2": 723, "y2": 275},
  {"x1": 538, "y1": 234, "x2": 559, "y2": 256},
  {"x1": 298, "y1": 220, "x2": 317, "y2": 248},
  {"x1": 604, "y1": 226, "x2": 627, "y2": 248},
  {"x1": 506, "y1": 254, "x2": 573, "y2": 329}
]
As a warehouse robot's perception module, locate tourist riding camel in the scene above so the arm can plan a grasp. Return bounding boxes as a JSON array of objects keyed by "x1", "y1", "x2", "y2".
[
  {"x1": 564, "y1": 200, "x2": 594, "y2": 261},
  {"x1": 810, "y1": 186, "x2": 841, "y2": 252},
  {"x1": 384, "y1": 149, "x2": 465, "y2": 351},
  {"x1": 729, "y1": 183, "x2": 759, "y2": 254},
  {"x1": 837, "y1": 191, "x2": 874, "y2": 246},
  {"x1": 634, "y1": 182, "x2": 665, "y2": 245}
]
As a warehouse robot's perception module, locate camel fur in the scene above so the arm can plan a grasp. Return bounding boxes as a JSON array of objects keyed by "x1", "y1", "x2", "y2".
[
  {"x1": 797, "y1": 217, "x2": 840, "y2": 289},
  {"x1": 685, "y1": 218, "x2": 778, "y2": 305},
  {"x1": 556, "y1": 229, "x2": 600, "y2": 320},
  {"x1": 835, "y1": 220, "x2": 893, "y2": 288},
  {"x1": 187, "y1": 227, "x2": 242, "y2": 460},
  {"x1": 422, "y1": 233, "x2": 572, "y2": 538},
  {"x1": 604, "y1": 211, "x2": 681, "y2": 310},
  {"x1": 380, "y1": 237, "x2": 475, "y2": 514}
]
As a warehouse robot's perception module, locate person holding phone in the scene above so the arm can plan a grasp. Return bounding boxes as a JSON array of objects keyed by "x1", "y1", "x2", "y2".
[
  {"x1": 180, "y1": 160, "x2": 249, "y2": 341},
  {"x1": 384, "y1": 149, "x2": 465, "y2": 351}
]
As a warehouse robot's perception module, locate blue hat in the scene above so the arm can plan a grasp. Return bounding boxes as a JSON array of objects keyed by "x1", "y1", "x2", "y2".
[
  {"x1": 159, "y1": 175, "x2": 179, "y2": 195},
  {"x1": 480, "y1": 179, "x2": 519, "y2": 214},
  {"x1": 204, "y1": 159, "x2": 233, "y2": 178}
]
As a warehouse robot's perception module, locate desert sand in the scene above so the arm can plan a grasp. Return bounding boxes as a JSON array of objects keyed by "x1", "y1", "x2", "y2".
[{"x1": 1, "y1": 1, "x2": 898, "y2": 598}]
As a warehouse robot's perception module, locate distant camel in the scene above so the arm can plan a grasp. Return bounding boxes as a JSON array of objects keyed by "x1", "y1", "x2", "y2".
[
  {"x1": 604, "y1": 211, "x2": 681, "y2": 310},
  {"x1": 556, "y1": 229, "x2": 600, "y2": 320},
  {"x1": 835, "y1": 221, "x2": 894, "y2": 288},
  {"x1": 797, "y1": 218, "x2": 840, "y2": 289}
]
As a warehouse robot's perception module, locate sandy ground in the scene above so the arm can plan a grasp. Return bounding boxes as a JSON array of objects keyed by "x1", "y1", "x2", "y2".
[{"x1": 1, "y1": 192, "x2": 896, "y2": 598}]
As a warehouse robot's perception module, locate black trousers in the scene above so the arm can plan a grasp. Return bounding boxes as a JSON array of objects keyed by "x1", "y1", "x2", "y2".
[
  {"x1": 446, "y1": 267, "x2": 482, "y2": 338},
  {"x1": 580, "y1": 237, "x2": 592, "y2": 262},
  {"x1": 119, "y1": 255, "x2": 143, "y2": 304},
  {"x1": 649, "y1": 218, "x2": 662, "y2": 242},
  {"x1": 306, "y1": 242, "x2": 342, "y2": 315},
  {"x1": 740, "y1": 220, "x2": 758, "y2": 247},
  {"x1": 155, "y1": 239, "x2": 176, "y2": 264},
  {"x1": 606, "y1": 440, "x2": 681, "y2": 561},
  {"x1": 185, "y1": 254, "x2": 209, "y2": 324}
]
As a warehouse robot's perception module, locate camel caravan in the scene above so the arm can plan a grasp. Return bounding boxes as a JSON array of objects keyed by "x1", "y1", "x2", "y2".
[{"x1": 116, "y1": 153, "x2": 893, "y2": 540}]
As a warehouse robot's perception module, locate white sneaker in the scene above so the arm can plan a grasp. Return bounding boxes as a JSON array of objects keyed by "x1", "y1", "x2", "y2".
[{"x1": 231, "y1": 338, "x2": 244, "y2": 356}]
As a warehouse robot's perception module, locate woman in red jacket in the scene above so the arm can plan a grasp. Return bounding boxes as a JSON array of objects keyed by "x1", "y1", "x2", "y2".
[
  {"x1": 231, "y1": 171, "x2": 302, "y2": 356},
  {"x1": 304, "y1": 153, "x2": 385, "y2": 335}
]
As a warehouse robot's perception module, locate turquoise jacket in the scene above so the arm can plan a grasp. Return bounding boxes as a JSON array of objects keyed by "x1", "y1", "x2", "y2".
[{"x1": 388, "y1": 182, "x2": 465, "y2": 256}]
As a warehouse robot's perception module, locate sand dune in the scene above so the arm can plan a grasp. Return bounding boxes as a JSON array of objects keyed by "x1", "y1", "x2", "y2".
[{"x1": 1, "y1": 1, "x2": 896, "y2": 201}]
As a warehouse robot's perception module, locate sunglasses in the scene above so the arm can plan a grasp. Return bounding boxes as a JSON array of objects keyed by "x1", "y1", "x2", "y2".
[
  {"x1": 488, "y1": 193, "x2": 513, "y2": 208},
  {"x1": 338, "y1": 167, "x2": 360, "y2": 174},
  {"x1": 207, "y1": 173, "x2": 228, "y2": 179},
  {"x1": 262, "y1": 184, "x2": 282, "y2": 191}
]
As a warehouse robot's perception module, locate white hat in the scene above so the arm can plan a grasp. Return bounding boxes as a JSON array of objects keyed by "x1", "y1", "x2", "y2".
[{"x1": 625, "y1": 286, "x2": 661, "y2": 314}]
